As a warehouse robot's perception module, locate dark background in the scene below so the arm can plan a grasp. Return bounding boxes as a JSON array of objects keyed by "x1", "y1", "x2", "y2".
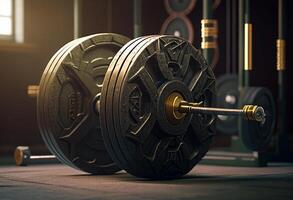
[{"x1": 0, "y1": 0, "x2": 292, "y2": 157}]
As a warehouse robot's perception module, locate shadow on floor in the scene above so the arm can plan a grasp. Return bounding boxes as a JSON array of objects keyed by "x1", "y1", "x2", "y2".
[{"x1": 67, "y1": 170, "x2": 293, "y2": 185}]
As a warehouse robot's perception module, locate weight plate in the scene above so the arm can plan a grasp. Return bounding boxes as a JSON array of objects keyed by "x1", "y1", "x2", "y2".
[
  {"x1": 44, "y1": 36, "x2": 100, "y2": 168},
  {"x1": 44, "y1": 35, "x2": 105, "y2": 168},
  {"x1": 101, "y1": 35, "x2": 216, "y2": 179},
  {"x1": 215, "y1": 74, "x2": 239, "y2": 135},
  {"x1": 38, "y1": 33, "x2": 130, "y2": 174},
  {"x1": 102, "y1": 36, "x2": 154, "y2": 170},
  {"x1": 241, "y1": 87, "x2": 276, "y2": 151},
  {"x1": 39, "y1": 35, "x2": 106, "y2": 170},
  {"x1": 160, "y1": 15, "x2": 194, "y2": 43},
  {"x1": 38, "y1": 37, "x2": 85, "y2": 167},
  {"x1": 165, "y1": 0, "x2": 196, "y2": 15},
  {"x1": 40, "y1": 36, "x2": 95, "y2": 168},
  {"x1": 41, "y1": 34, "x2": 127, "y2": 174}
]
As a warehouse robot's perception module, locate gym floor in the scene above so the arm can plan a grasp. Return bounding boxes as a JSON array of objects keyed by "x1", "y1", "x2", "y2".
[{"x1": 0, "y1": 163, "x2": 292, "y2": 200}]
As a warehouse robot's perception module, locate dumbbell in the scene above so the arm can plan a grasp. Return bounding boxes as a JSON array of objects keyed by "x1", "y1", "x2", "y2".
[{"x1": 14, "y1": 146, "x2": 56, "y2": 166}]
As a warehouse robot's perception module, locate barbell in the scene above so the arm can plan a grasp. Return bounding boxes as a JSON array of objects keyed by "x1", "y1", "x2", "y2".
[
  {"x1": 37, "y1": 33, "x2": 274, "y2": 179},
  {"x1": 14, "y1": 146, "x2": 56, "y2": 166}
]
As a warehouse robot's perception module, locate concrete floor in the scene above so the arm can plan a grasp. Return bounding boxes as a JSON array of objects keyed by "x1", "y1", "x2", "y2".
[{"x1": 0, "y1": 163, "x2": 293, "y2": 200}]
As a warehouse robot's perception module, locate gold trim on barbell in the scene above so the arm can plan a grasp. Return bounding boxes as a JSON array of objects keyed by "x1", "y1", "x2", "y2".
[
  {"x1": 201, "y1": 19, "x2": 218, "y2": 26},
  {"x1": 244, "y1": 23, "x2": 252, "y2": 71},
  {"x1": 201, "y1": 20, "x2": 218, "y2": 49},
  {"x1": 201, "y1": 41, "x2": 217, "y2": 49},
  {"x1": 201, "y1": 28, "x2": 218, "y2": 37},
  {"x1": 276, "y1": 39, "x2": 285, "y2": 71}
]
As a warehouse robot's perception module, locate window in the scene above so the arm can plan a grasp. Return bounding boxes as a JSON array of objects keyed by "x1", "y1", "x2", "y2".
[
  {"x1": 0, "y1": 0, "x2": 13, "y2": 37},
  {"x1": 0, "y1": 0, "x2": 23, "y2": 43}
]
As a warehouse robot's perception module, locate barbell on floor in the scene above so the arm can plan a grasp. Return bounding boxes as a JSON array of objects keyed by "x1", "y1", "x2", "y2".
[
  {"x1": 36, "y1": 33, "x2": 274, "y2": 179},
  {"x1": 14, "y1": 146, "x2": 56, "y2": 166}
]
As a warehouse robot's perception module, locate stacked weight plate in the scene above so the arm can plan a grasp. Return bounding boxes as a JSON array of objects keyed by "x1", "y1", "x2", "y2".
[
  {"x1": 101, "y1": 35, "x2": 216, "y2": 179},
  {"x1": 37, "y1": 33, "x2": 130, "y2": 174},
  {"x1": 161, "y1": 0, "x2": 196, "y2": 43}
]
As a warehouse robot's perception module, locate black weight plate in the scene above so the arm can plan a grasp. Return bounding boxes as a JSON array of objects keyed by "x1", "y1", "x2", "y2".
[
  {"x1": 38, "y1": 33, "x2": 130, "y2": 174},
  {"x1": 40, "y1": 36, "x2": 95, "y2": 168},
  {"x1": 102, "y1": 36, "x2": 154, "y2": 170},
  {"x1": 165, "y1": 0, "x2": 196, "y2": 15},
  {"x1": 241, "y1": 87, "x2": 276, "y2": 151},
  {"x1": 45, "y1": 34, "x2": 128, "y2": 173},
  {"x1": 100, "y1": 36, "x2": 150, "y2": 170},
  {"x1": 215, "y1": 74, "x2": 239, "y2": 135},
  {"x1": 111, "y1": 37, "x2": 159, "y2": 172},
  {"x1": 43, "y1": 36, "x2": 101, "y2": 168},
  {"x1": 39, "y1": 33, "x2": 126, "y2": 173},
  {"x1": 101, "y1": 35, "x2": 216, "y2": 179},
  {"x1": 161, "y1": 15, "x2": 194, "y2": 43},
  {"x1": 38, "y1": 37, "x2": 85, "y2": 167},
  {"x1": 39, "y1": 35, "x2": 107, "y2": 171}
]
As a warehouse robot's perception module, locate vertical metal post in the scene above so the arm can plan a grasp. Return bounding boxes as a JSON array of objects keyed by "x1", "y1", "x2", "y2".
[
  {"x1": 74, "y1": 0, "x2": 82, "y2": 39},
  {"x1": 244, "y1": 0, "x2": 252, "y2": 87},
  {"x1": 238, "y1": 0, "x2": 244, "y2": 90},
  {"x1": 238, "y1": 0, "x2": 244, "y2": 140},
  {"x1": 277, "y1": 0, "x2": 287, "y2": 154},
  {"x1": 226, "y1": 0, "x2": 231, "y2": 73},
  {"x1": 134, "y1": 0, "x2": 142, "y2": 38},
  {"x1": 202, "y1": 0, "x2": 213, "y2": 66},
  {"x1": 231, "y1": 0, "x2": 237, "y2": 74}
]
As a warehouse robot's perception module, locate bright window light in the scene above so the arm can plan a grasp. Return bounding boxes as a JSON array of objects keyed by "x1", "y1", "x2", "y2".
[
  {"x1": 0, "y1": 0, "x2": 12, "y2": 16},
  {"x1": 0, "y1": 16, "x2": 11, "y2": 35},
  {"x1": 0, "y1": 0, "x2": 12, "y2": 37},
  {"x1": 0, "y1": 0, "x2": 24, "y2": 41}
]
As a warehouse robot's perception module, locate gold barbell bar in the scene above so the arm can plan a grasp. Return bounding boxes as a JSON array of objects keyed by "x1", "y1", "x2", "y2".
[{"x1": 165, "y1": 92, "x2": 265, "y2": 125}]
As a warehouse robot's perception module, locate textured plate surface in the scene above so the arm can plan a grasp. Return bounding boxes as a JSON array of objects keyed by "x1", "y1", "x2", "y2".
[
  {"x1": 102, "y1": 36, "x2": 153, "y2": 170},
  {"x1": 37, "y1": 33, "x2": 130, "y2": 174},
  {"x1": 41, "y1": 35, "x2": 102, "y2": 169},
  {"x1": 39, "y1": 37, "x2": 87, "y2": 168},
  {"x1": 101, "y1": 35, "x2": 216, "y2": 179}
]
